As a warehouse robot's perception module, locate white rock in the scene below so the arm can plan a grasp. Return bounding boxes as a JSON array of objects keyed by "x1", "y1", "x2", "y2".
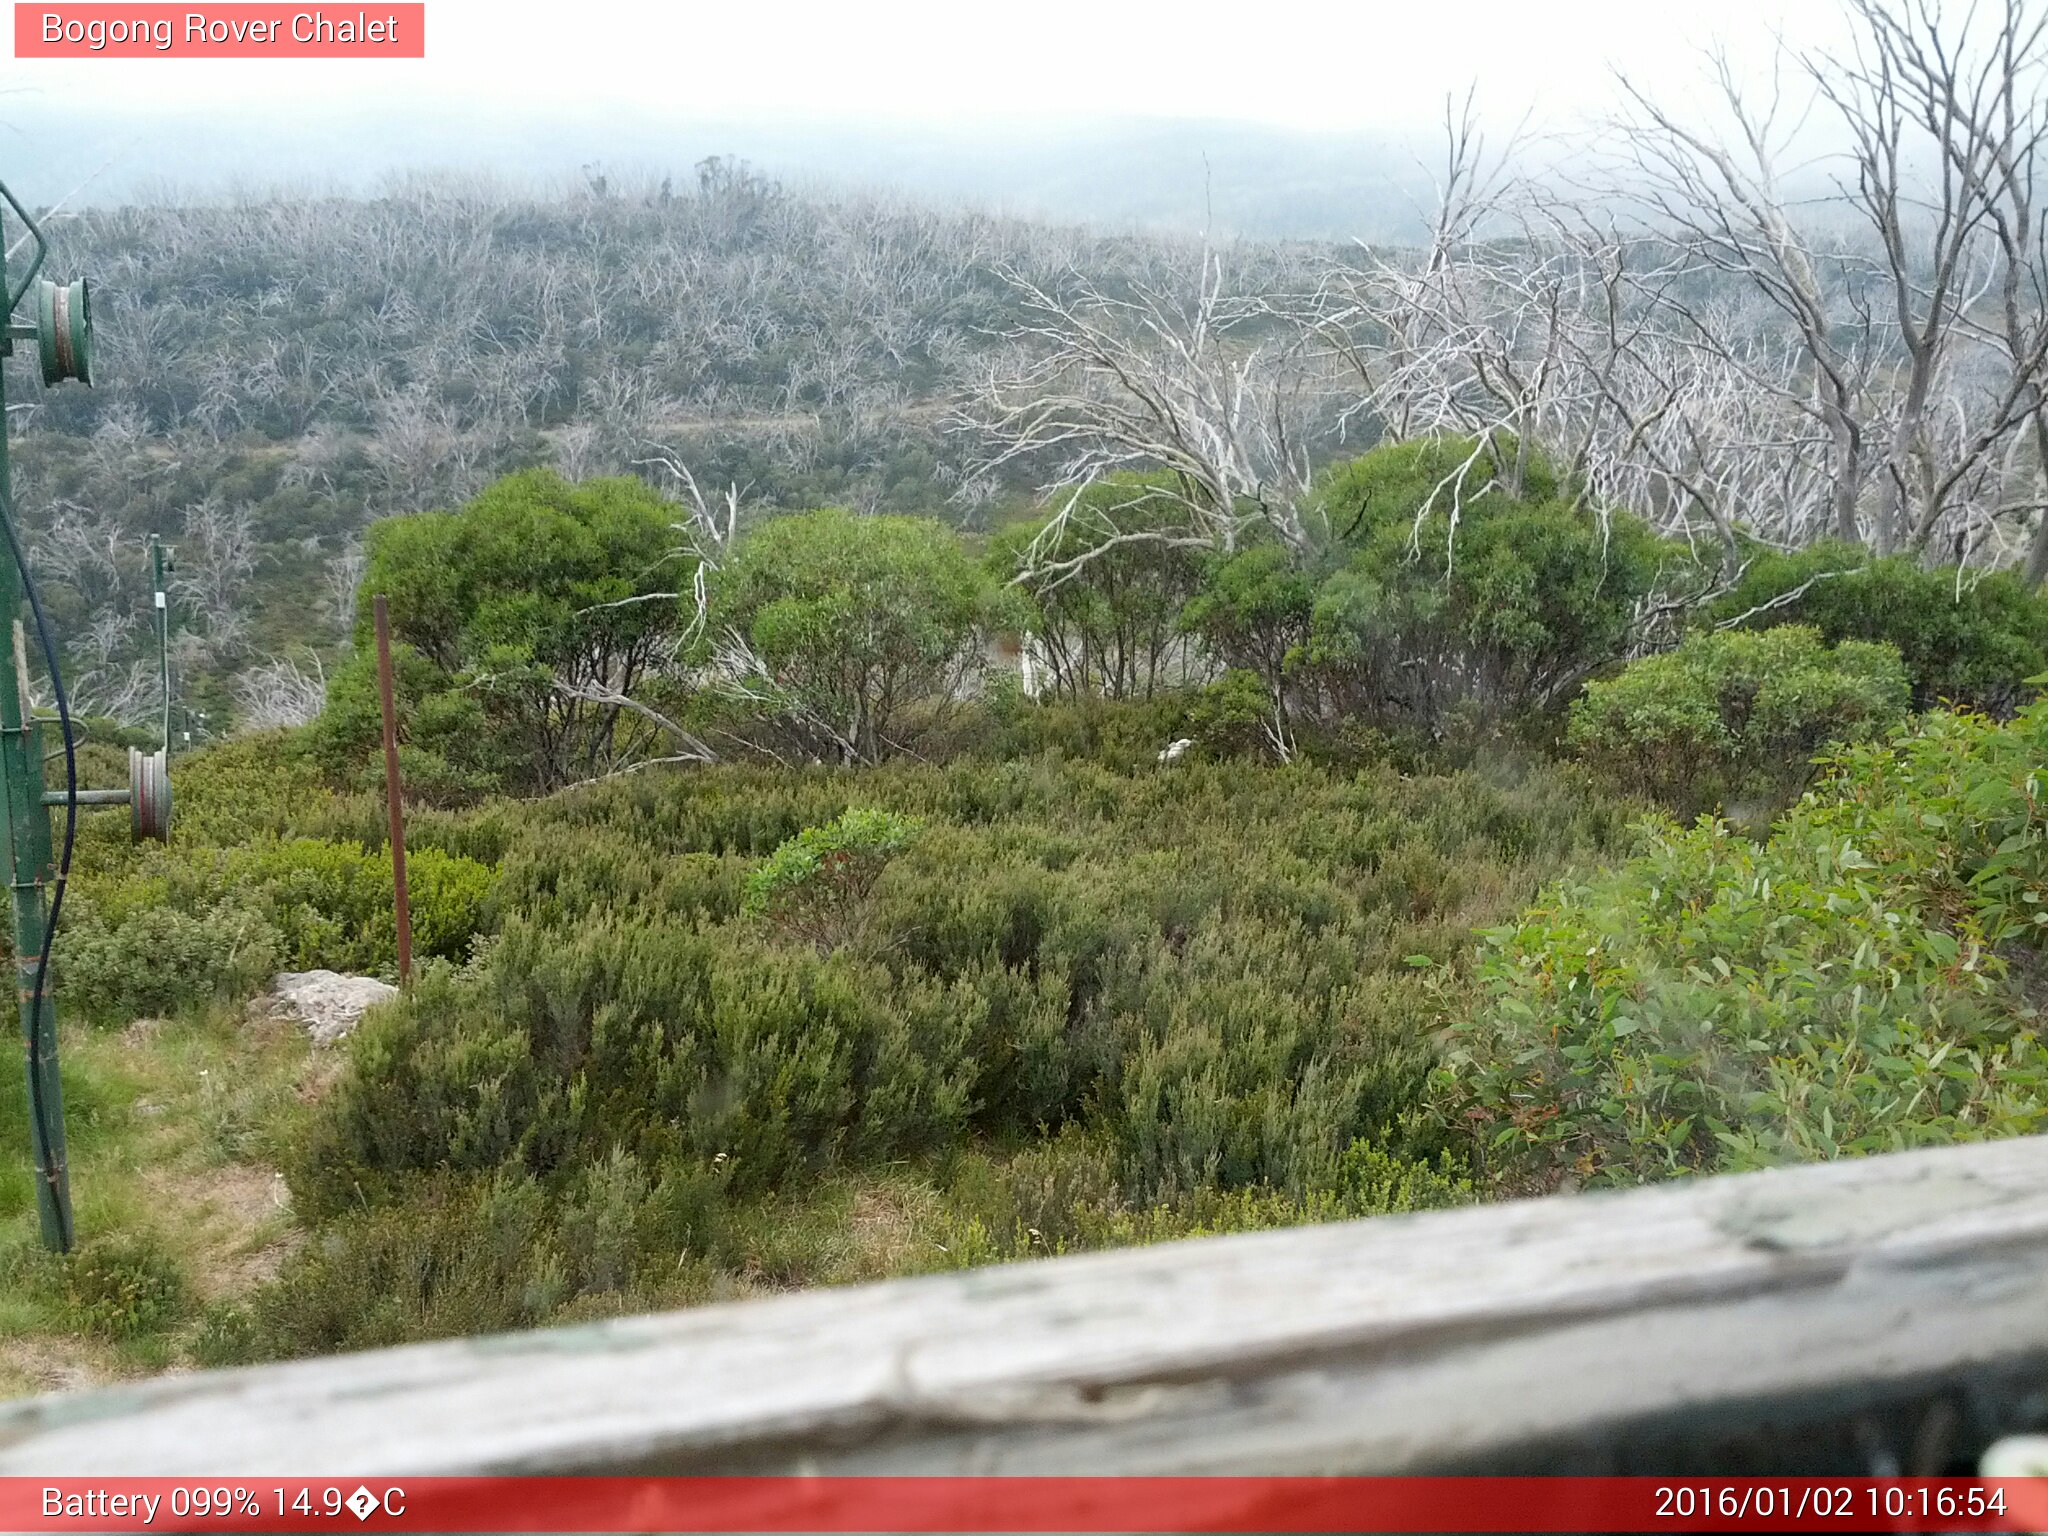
[
  {"x1": 264, "y1": 970, "x2": 400, "y2": 1045},
  {"x1": 1157, "y1": 737, "x2": 1194, "y2": 764}
]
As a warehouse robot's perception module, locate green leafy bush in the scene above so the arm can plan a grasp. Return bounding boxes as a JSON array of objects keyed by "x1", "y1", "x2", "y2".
[
  {"x1": 1177, "y1": 541, "x2": 1313, "y2": 739},
  {"x1": 743, "y1": 809, "x2": 923, "y2": 953},
  {"x1": 314, "y1": 470, "x2": 697, "y2": 796},
  {"x1": 1707, "y1": 543, "x2": 2048, "y2": 715},
  {"x1": 62, "y1": 836, "x2": 495, "y2": 1018},
  {"x1": 308, "y1": 646, "x2": 502, "y2": 805},
  {"x1": 61, "y1": 900, "x2": 281, "y2": 1021},
  {"x1": 925, "y1": 1127, "x2": 1474, "y2": 1268},
  {"x1": 989, "y1": 475, "x2": 1208, "y2": 701},
  {"x1": 1173, "y1": 440, "x2": 1695, "y2": 747},
  {"x1": 118, "y1": 732, "x2": 342, "y2": 854},
  {"x1": 225, "y1": 839, "x2": 494, "y2": 973},
  {"x1": 972, "y1": 695, "x2": 1197, "y2": 771},
  {"x1": 67, "y1": 1233, "x2": 187, "y2": 1340},
  {"x1": 1299, "y1": 438, "x2": 1694, "y2": 729},
  {"x1": 1566, "y1": 627, "x2": 1912, "y2": 817},
  {"x1": 710, "y1": 508, "x2": 991, "y2": 762},
  {"x1": 237, "y1": 1174, "x2": 576, "y2": 1355},
  {"x1": 1443, "y1": 700, "x2": 2048, "y2": 1193},
  {"x1": 1187, "y1": 669, "x2": 1274, "y2": 757}
]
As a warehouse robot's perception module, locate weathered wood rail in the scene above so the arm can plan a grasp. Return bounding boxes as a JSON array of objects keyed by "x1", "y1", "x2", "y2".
[{"x1": 4, "y1": 1136, "x2": 2048, "y2": 1476}]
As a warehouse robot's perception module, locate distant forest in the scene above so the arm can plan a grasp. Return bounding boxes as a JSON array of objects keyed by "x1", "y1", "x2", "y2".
[
  {"x1": 16, "y1": 159, "x2": 1330, "y2": 733},
  {"x1": 11, "y1": 12, "x2": 2048, "y2": 741}
]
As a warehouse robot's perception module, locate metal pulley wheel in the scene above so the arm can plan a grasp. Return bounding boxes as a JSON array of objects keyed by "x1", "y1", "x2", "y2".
[
  {"x1": 128, "y1": 747, "x2": 170, "y2": 843},
  {"x1": 37, "y1": 277, "x2": 92, "y2": 387}
]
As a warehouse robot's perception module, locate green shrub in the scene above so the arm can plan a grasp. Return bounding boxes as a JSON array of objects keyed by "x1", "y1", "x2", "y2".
[
  {"x1": 1174, "y1": 439, "x2": 1696, "y2": 747},
  {"x1": 710, "y1": 508, "x2": 991, "y2": 762},
  {"x1": 239, "y1": 1175, "x2": 571, "y2": 1356},
  {"x1": 67, "y1": 1233, "x2": 187, "y2": 1340},
  {"x1": 161, "y1": 708, "x2": 1646, "y2": 1354},
  {"x1": 189, "y1": 1302, "x2": 260, "y2": 1367},
  {"x1": 286, "y1": 754, "x2": 1625, "y2": 1244},
  {"x1": 743, "y1": 809, "x2": 922, "y2": 953},
  {"x1": 1327, "y1": 1133, "x2": 1476, "y2": 1214},
  {"x1": 1178, "y1": 541, "x2": 1313, "y2": 734},
  {"x1": 61, "y1": 900, "x2": 281, "y2": 1021},
  {"x1": 67, "y1": 732, "x2": 345, "y2": 871},
  {"x1": 227, "y1": 839, "x2": 493, "y2": 973},
  {"x1": 61, "y1": 836, "x2": 495, "y2": 1019},
  {"x1": 172, "y1": 732, "x2": 333, "y2": 843},
  {"x1": 990, "y1": 475, "x2": 1208, "y2": 701},
  {"x1": 314, "y1": 469, "x2": 699, "y2": 797},
  {"x1": 1298, "y1": 438, "x2": 1694, "y2": 729},
  {"x1": 1443, "y1": 699, "x2": 2048, "y2": 1193},
  {"x1": 1187, "y1": 669, "x2": 1273, "y2": 757},
  {"x1": 306, "y1": 645, "x2": 502, "y2": 806},
  {"x1": 926, "y1": 1128, "x2": 1473, "y2": 1268},
  {"x1": 1566, "y1": 627, "x2": 1912, "y2": 818},
  {"x1": 1707, "y1": 543, "x2": 2048, "y2": 714},
  {"x1": 975, "y1": 695, "x2": 1196, "y2": 770}
]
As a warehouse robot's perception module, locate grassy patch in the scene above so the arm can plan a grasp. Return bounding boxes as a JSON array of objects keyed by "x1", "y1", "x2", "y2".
[{"x1": 0, "y1": 1004, "x2": 314, "y2": 1397}]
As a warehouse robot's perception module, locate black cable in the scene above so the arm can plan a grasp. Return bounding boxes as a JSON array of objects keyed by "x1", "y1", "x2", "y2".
[{"x1": 0, "y1": 489, "x2": 76, "y2": 1253}]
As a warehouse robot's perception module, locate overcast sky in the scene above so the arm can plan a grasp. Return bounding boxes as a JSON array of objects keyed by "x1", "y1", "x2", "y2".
[
  {"x1": 9, "y1": 0, "x2": 1849, "y2": 130},
  {"x1": 0, "y1": 0, "x2": 1862, "y2": 232}
]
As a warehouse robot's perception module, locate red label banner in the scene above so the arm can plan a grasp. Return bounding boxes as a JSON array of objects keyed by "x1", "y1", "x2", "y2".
[
  {"x1": 14, "y1": 5, "x2": 424, "y2": 57},
  {"x1": 4, "y1": 1476, "x2": 2048, "y2": 1533}
]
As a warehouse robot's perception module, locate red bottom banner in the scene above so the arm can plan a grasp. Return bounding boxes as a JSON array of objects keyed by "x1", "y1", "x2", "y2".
[{"x1": 7, "y1": 1475, "x2": 2048, "y2": 1533}]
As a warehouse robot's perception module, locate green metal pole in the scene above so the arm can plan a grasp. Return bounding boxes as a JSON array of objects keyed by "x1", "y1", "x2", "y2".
[
  {"x1": 150, "y1": 535, "x2": 170, "y2": 756},
  {"x1": 0, "y1": 238, "x2": 70, "y2": 1251}
]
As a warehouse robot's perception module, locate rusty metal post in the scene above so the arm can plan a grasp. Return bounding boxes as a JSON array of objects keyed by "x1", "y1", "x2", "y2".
[{"x1": 372, "y1": 595, "x2": 413, "y2": 986}]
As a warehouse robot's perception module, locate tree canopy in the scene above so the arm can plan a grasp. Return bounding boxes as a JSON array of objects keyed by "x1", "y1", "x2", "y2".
[
  {"x1": 316, "y1": 469, "x2": 695, "y2": 794},
  {"x1": 709, "y1": 508, "x2": 990, "y2": 763}
]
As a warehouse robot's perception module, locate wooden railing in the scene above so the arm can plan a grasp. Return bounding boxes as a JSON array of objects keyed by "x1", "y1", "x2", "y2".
[{"x1": 3, "y1": 1135, "x2": 2047, "y2": 1476}]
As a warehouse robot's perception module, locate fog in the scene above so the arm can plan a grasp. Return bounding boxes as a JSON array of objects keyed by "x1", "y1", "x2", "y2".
[{"x1": 0, "y1": 0, "x2": 1853, "y2": 234}]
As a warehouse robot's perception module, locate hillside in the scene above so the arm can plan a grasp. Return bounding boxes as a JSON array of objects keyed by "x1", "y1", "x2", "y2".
[{"x1": 13, "y1": 168, "x2": 1335, "y2": 734}]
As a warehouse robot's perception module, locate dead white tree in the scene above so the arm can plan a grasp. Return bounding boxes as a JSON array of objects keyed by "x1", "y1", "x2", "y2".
[
  {"x1": 171, "y1": 497, "x2": 257, "y2": 658},
  {"x1": 1281, "y1": 95, "x2": 1592, "y2": 556},
  {"x1": 322, "y1": 542, "x2": 366, "y2": 635},
  {"x1": 1820, "y1": 0, "x2": 2048, "y2": 557},
  {"x1": 62, "y1": 612, "x2": 158, "y2": 725},
  {"x1": 1531, "y1": 209, "x2": 1844, "y2": 559},
  {"x1": 1594, "y1": 0, "x2": 2048, "y2": 566},
  {"x1": 231, "y1": 653, "x2": 327, "y2": 729},
  {"x1": 1289, "y1": 94, "x2": 1530, "y2": 455},
  {"x1": 33, "y1": 503, "x2": 140, "y2": 614},
  {"x1": 1604, "y1": 51, "x2": 1882, "y2": 547},
  {"x1": 1284, "y1": 2, "x2": 2048, "y2": 582},
  {"x1": 958, "y1": 245, "x2": 1329, "y2": 567},
  {"x1": 632, "y1": 445, "x2": 744, "y2": 640}
]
